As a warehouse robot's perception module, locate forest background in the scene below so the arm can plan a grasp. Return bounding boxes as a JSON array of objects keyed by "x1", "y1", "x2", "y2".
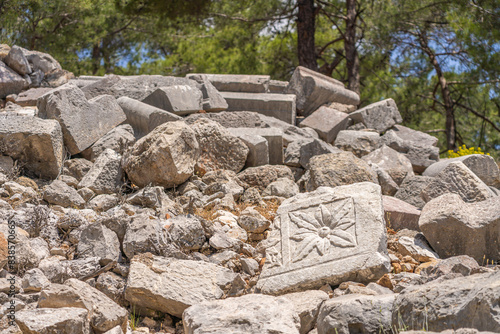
[{"x1": 1, "y1": 0, "x2": 499, "y2": 158}]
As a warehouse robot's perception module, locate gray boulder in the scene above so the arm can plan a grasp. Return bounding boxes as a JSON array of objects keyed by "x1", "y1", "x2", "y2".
[
  {"x1": 0, "y1": 115, "x2": 63, "y2": 179},
  {"x1": 165, "y1": 215, "x2": 206, "y2": 251},
  {"x1": 4, "y1": 45, "x2": 31, "y2": 76},
  {"x1": 263, "y1": 177, "x2": 299, "y2": 198},
  {"x1": 125, "y1": 254, "x2": 236, "y2": 317},
  {"x1": 81, "y1": 124, "x2": 135, "y2": 162},
  {"x1": 142, "y1": 85, "x2": 203, "y2": 116},
  {"x1": 183, "y1": 294, "x2": 301, "y2": 334},
  {"x1": 77, "y1": 223, "x2": 120, "y2": 265},
  {"x1": 283, "y1": 290, "x2": 329, "y2": 334},
  {"x1": 16, "y1": 307, "x2": 90, "y2": 334},
  {"x1": 395, "y1": 175, "x2": 434, "y2": 209},
  {"x1": 284, "y1": 138, "x2": 341, "y2": 168},
  {"x1": 421, "y1": 161, "x2": 494, "y2": 203},
  {"x1": 190, "y1": 118, "x2": 249, "y2": 174},
  {"x1": 37, "y1": 83, "x2": 127, "y2": 155},
  {"x1": 392, "y1": 271, "x2": 500, "y2": 332},
  {"x1": 362, "y1": 145, "x2": 414, "y2": 185},
  {"x1": 299, "y1": 106, "x2": 350, "y2": 143},
  {"x1": 334, "y1": 130, "x2": 381, "y2": 157},
  {"x1": 123, "y1": 120, "x2": 199, "y2": 188},
  {"x1": 43, "y1": 180, "x2": 85, "y2": 208},
  {"x1": 348, "y1": 98, "x2": 403, "y2": 133},
  {"x1": 122, "y1": 214, "x2": 167, "y2": 259},
  {"x1": 419, "y1": 193, "x2": 500, "y2": 263},
  {"x1": 78, "y1": 149, "x2": 123, "y2": 195},
  {"x1": 317, "y1": 294, "x2": 396, "y2": 334},
  {"x1": 237, "y1": 165, "x2": 294, "y2": 191},
  {"x1": 0, "y1": 60, "x2": 27, "y2": 98}
]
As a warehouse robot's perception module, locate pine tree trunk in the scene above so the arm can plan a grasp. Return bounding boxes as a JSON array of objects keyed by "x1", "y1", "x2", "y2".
[
  {"x1": 345, "y1": 0, "x2": 360, "y2": 94},
  {"x1": 297, "y1": 0, "x2": 318, "y2": 70}
]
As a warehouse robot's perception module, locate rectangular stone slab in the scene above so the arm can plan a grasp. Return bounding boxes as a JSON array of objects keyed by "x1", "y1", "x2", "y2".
[
  {"x1": 220, "y1": 92, "x2": 296, "y2": 124},
  {"x1": 228, "y1": 127, "x2": 284, "y2": 165},
  {"x1": 257, "y1": 182, "x2": 390, "y2": 295},
  {"x1": 187, "y1": 73, "x2": 270, "y2": 93}
]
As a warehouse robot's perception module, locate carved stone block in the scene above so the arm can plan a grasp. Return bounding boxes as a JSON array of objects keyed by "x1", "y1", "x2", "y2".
[{"x1": 257, "y1": 182, "x2": 391, "y2": 295}]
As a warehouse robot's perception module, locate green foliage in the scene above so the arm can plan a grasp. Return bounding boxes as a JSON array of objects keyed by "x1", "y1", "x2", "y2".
[{"x1": 448, "y1": 145, "x2": 490, "y2": 158}]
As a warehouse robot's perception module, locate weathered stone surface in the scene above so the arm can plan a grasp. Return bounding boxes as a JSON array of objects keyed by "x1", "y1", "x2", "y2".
[
  {"x1": 43, "y1": 180, "x2": 85, "y2": 208},
  {"x1": 381, "y1": 125, "x2": 439, "y2": 173},
  {"x1": 383, "y1": 195, "x2": 421, "y2": 231},
  {"x1": 5, "y1": 45, "x2": 32, "y2": 76},
  {"x1": 372, "y1": 163, "x2": 399, "y2": 196},
  {"x1": 164, "y1": 215, "x2": 206, "y2": 251},
  {"x1": 317, "y1": 294, "x2": 395, "y2": 334},
  {"x1": 16, "y1": 307, "x2": 90, "y2": 334},
  {"x1": 81, "y1": 124, "x2": 135, "y2": 162},
  {"x1": 122, "y1": 214, "x2": 167, "y2": 259},
  {"x1": 228, "y1": 127, "x2": 283, "y2": 165},
  {"x1": 191, "y1": 118, "x2": 248, "y2": 174},
  {"x1": 395, "y1": 175, "x2": 433, "y2": 209},
  {"x1": 238, "y1": 206, "x2": 270, "y2": 234},
  {"x1": 263, "y1": 177, "x2": 299, "y2": 198},
  {"x1": 419, "y1": 193, "x2": 500, "y2": 263},
  {"x1": 362, "y1": 145, "x2": 414, "y2": 185},
  {"x1": 269, "y1": 79, "x2": 289, "y2": 93},
  {"x1": 394, "y1": 235, "x2": 439, "y2": 262},
  {"x1": 334, "y1": 130, "x2": 381, "y2": 157},
  {"x1": 0, "y1": 61, "x2": 27, "y2": 98},
  {"x1": 78, "y1": 149, "x2": 122, "y2": 195},
  {"x1": 258, "y1": 114, "x2": 319, "y2": 145},
  {"x1": 421, "y1": 161, "x2": 494, "y2": 203},
  {"x1": 419, "y1": 255, "x2": 481, "y2": 279},
  {"x1": 142, "y1": 85, "x2": 203, "y2": 116},
  {"x1": 23, "y1": 48, "x2": 62, "y2": 74},
  {"x1": 117, "y1": 96, "x2": 182, "y2": 138},
  {"x1": 37, "y1": 83, "x2": 126, "y2": 155},
  {"x1": 187, "y1": 73, "x2": 270, "y2": 93},
  {"x1": 283, "y1": 290, "x2": 329, "y2": 334},
  {"x1": 38, "y1": 257, "x2": 100, "y2": 283},
  {"x1": 285, "y1": 138, "x2": 341, "y2": 169},
  {"x1": 80, "y1": 74, "x2": 122, "y2": 99},
  {"x1": 220, "y1": 91, "x2": 297, "y2": 124},
  {"x1": 123, "y1": 121, "x2": 199, "y2": 188},
  {"x1": 0, "y1": 115, "x2": 63, "y2": 179},
  {"x1": 125, "y1": 254, "x2": 235, "y2": 317},
  {"x1": 77, "y1": 223, "x2": 120, "y2": 265},
  {"x1": 349, "y1": 99, "x2": 402, "y2": 133},
  {"x1": 185, "y1": 110, "x2": 265, "y2": 128},
  {"x1": 237, "y1": 134, "x2": 269, "y2": 167},
  {"x1": 87, "y1": 194, "x2": 119, "y2": 211},
  {"x1": 423, "y1": 154, "x2": 500, "y2": 188},
  {"x1": 286, "y1": 66, "x2": 360, "y2": 117},
  {"x1": 183, "y1": 294, "x2": 300, "y2": 334},
  {"x1": 392, "y1": 271, "x2": 500, "y2": 332},
  {"x1": 237, "y1": 165, "x2": 294, "y2": 191},
  {"x1": 257, "y1": 182, "x2": 390, "y2": 294},
  {"x1": 302, "y1": 152, "x2": 378, "y2": 191},
  {"x1": 39, "y1": 278, "x2": 128, "y2": 333},
  {"x1": 21, "y1": 268, "x2": 51, "y2": 293},
  {"x1": 299, "y1": 106, "x2": 350, "y2": 143},
  {"x1": 14, "y1": 87, "x2": 53, "y2": 106},
  {"x1": 64, "y1": 158, "x2": 93, "y2": 181},
  {"x1": 183, "y1": 74, "x2": 228, "y2": 111},
  {"x1": 95, "y1": 272, "x2": 127, "y2": 308}
]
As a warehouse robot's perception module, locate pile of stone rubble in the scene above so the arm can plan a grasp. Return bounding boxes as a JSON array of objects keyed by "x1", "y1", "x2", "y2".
[{"x1": 0, "y1": 45, "x2": 499, "y2": 334}]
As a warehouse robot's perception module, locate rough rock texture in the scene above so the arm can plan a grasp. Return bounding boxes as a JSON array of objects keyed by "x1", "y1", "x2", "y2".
[
  {"x1": 125, "y1": 254, "x2": 235, "y2": 317},
  {"x1": 317, "y1": 294, "x2": 396, "y2": 334},
  {"x1": 123, "y1": 121, "x2": 199, "y2": 188},
  {"x1": 78, "y1": 149, "x2": 123, "y2": 195},
  {"x1": 183, "y1": 294, "x2": 301, "y2": 334},
  {"x1": 165, "y1": 215, "x2": 206, "y2": 251},
  {"x1": 381, "y1": 125, "x2": 439, "y2": 173},
  {"x1": 237, "y1": 165, "x2": 294, "y2": 191},
  {"x1": 392, "y1": 271, "x2": 500, "y2": 332},
  {"x1": 362, "y1": 145, "x2": 414, "y2": 185},
  {"x1": 81, "y1": 124, "x2": 135, "y2": 162},
  {"x1": 257, "y1": 182, "x2": 390, "y2": 294},
  {"x1": 262, "y1": 177, "x2": 300, "y2": 198},
  {"x1": 0, "y1": 115, "x2": 63, "y2": 179},
  {"x1": 285, "y1": 138, "x2": 341, "y2": 168},
  {"x1": 122, "y1": 214, "x2": 167, "y2": 259},
  {"x1": 77, "y1": 223, "x2": 120, "y2": 265},
  {"x1": 423, "y1": 154, "x2": 500, "y2": 188},
  {"x1": 395, "y1": 175, "x2": 433, "y2": 209},
  {"x1": 43, "y1": 180, "x2": 85, "y2": 208},
  {"x1": 38, "y1": 278, "x2": 128, "y2": 333},
  {"x1": 15, "y1": 307, "x2": 90, "y2": 334},
  {"x1": 302, "y1": 152, "x2": 378, "y2": 191},
  {"x1": 37, "y1": 83, "x2": 127, "y2": 155},
  {"x1": 142, "y1": 85, "x2": 203, "y2": 116},
  {"x1": 0, "y1": 60, "x2": 27, "y2": 98},
  {"x1": 190, "y1": 118, "x2": 249, "y2": 174},
  {"x1": 349, "y1": 98, "x2": 403, "y2": 133},
  {"x1": 334, "y1": 130, "x2": 381, "y2": 157},
  {"x1": 283, "y1": 290, "x2": 329, "y2": 334},
  {"x1": 419, "y1": 193, "x2": 500, "y2": 262},
  {"x1": 421, "y1": 161, "x2": 494, "y2": 203}
]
